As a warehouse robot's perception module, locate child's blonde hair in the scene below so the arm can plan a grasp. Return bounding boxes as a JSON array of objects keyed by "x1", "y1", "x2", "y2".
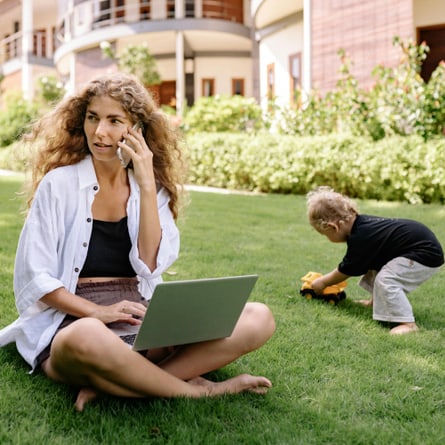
[{"x1": 306, "y1": 186, "x2": 358, "y2": 230}]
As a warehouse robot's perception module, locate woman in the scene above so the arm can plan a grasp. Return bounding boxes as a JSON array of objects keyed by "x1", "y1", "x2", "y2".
[{"x1": 0, "y1": 72, "x2": 275, "y2": 411}]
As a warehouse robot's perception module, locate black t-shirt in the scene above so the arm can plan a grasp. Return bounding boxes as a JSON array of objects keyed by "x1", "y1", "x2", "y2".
[
  {"x1": 79, "y1": 216, "x2": 136, "y2": 278},
  {"x1": 338, "y1": 214, "x2": 444, "y2": 276}
]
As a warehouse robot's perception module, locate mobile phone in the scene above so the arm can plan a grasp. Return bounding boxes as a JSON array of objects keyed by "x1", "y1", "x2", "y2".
[{"x1": 117, "y1": 122, "x2": 143, "y2": 168}]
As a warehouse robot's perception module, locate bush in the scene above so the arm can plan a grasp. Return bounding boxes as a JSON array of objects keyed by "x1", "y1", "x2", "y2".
[
  {"x1": 270, "y1": 37, "x2": 445, "y2": 141},
  {"x1": 0, "y1": 141, "x2": 28, "y2": 172},
  {"x1": 180, "y1": 38, "x2": 445, "y2": 141},
  {"x1": 36, "y1": 75, "x2": 65, "y2": 105},
  {"x1": 0, "y1": 93, "x2": 38, "y2": 147},
  {"x1": 185, "y1": 132, "x2": 445, "y2": 204},
  {"x1": 182, "y1": 95, "x2": 264, "y2": 133}
]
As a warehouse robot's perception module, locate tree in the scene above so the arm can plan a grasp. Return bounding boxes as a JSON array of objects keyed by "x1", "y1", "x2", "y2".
[{"x1": 100, "y1": 41, "x2": 161, "y2": 86}]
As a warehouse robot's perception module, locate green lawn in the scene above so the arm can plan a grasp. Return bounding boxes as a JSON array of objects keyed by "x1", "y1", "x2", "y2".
[{"x1": 0, "y1": 175, "x2": 444, "y2": 445}]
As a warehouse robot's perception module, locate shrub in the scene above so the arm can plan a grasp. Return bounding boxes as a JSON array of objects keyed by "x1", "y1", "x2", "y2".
[
  {"x1": 182, "y1": 95, "x2": 264, "y2": 133},
  {"x1": 270, "y1": 37, "x2": 445, "y2": 141},
  {"x1": 185, "y1": 132, "x2": 445, "y2": 204},
  {"x1": 0, "y1": 93, "x2": 38, "y2": 147},
  {"x1": 0, "y1": 141, "x2": 28, "y2": 172},
  {"x1": 35, "y1": 75, "x2": 65, "y2": 105},
  {"x1": 100, "y1": 41, "x2": 161, "y2": 86}
]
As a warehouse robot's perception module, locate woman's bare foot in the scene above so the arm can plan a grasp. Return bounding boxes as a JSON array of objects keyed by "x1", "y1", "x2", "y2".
[
  {"x1": 356, "y1": 298, "x2": 373, "y2": 307},
  {"x1": 75, "y1": 387, "x2": 99, "y2": 412},
  {"x1": 390, "y1": 322, "x2": 418, "y2": 335},
  {"x1": 188, "y1": 374, "x2": 272, "y2": 396},
  {"x1": 73, "y1": 374, "x2": 271, "y2": 411}
]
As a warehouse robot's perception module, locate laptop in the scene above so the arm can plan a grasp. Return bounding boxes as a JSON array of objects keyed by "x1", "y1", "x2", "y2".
[{"x1": 114, "y1": 274, "x2": 258, "y2": 351}]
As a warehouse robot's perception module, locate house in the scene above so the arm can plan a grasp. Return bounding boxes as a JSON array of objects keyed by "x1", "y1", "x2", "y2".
[
  {"x1": 253, "y1": 0, "x2": 445, "y2": 108},
  {"x1": 1, "y1": 0, "x2": 444, "y2": 113}
]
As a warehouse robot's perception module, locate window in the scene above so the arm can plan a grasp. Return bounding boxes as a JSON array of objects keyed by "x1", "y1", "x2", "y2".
[
  {"x1": 98, "y1": 0, "x2": 111, "y2": 22},
  {"x1": 185, "y1": 0, "x2": 195, "y2": 18},
  {"x1": 52, "y1": 26, "x2": 57, "y2": 53},
  {"x1": 115, "y1": 0, "x2": 125, "y2": 21},
  {"x1": 140, "y1": 0, "x2": 151, "y2": 20},
  {"x1": 33, "y1": 29, "x2": 46, "y2": 57},
  {"x1": 418, "y1": 25, "x2": 445, "y2": 82},
  {"x1": 267, "y1": 63, "x2": 275, "y2": 100},
  {"x1": 94, "y1": 0, "x2": 125, "y2": 24},
  {"x1": 289, "y1": 53, "x2": 301, "y2": 105},
  {"x1": 166, "y1": 0, "x2": 175, "y2": 18},
  {"x1": 232, "y1": 78, "x2": 244, "y2": 95},
  {"x1": 202, "y1": 78, "x2": 215, "y2": 97}
]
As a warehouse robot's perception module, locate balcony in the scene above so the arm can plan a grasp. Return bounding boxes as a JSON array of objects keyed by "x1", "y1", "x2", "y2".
[
  {"x1": 57, "y1": 0, "x2": 244, "y2": 42},
  {"x1": 0, "y1": 29, "x2": 53, "y2": 69}
]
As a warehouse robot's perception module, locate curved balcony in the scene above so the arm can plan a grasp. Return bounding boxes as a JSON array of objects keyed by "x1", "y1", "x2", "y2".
[
  {"x1": 54, "y1": 0, "x2": 249, "y2": 76},
  {"x1": 56, "y1": 1, "x2": 244, "y2": 43},
  {"x1": 251, "y1": 0, "x2": 302, "y2": 29}
]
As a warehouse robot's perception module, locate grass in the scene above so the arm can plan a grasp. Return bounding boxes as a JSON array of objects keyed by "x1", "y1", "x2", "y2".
[{"x1": 0, "y1": 175, "x2": 444, "y2": 445}]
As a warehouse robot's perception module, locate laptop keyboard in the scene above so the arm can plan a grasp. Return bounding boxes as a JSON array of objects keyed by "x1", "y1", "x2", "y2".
[{"x1": 120, "y1": 334, "x2": 136, "y2": 346}]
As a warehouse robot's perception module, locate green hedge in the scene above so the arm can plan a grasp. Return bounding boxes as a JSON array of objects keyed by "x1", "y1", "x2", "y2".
[
  {"x1": 185, "y1": 133, "x2": 445, "y2": 204},
  {"x1": 3, "y1": 132, "x2": 444, "y2": 204}
]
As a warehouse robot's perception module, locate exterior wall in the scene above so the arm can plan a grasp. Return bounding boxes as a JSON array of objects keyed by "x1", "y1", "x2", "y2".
[
  {"x1": 73, "y1": 48, "x2": 252, "y2": 101},
  {"x1": 194, "y1": 56, "x2": 252, "y2": 97},
  {"x1": 259, "y1": 21, "x2": 302, "y2": 108},
  {"x1": 0, "y1": 70, "x2": 21, "y2": 98},
  {"x1": 311, "y1": 0, "x2": 414, "y2": 93},
  {"x1": 75, "y1": 47, "x2": 116, "y2": 87},
  {"x1": 156, "y1": 59, "x2": 177, "y2": 81},
  {"x1": 413, "y1": 0, "x2": 445, "y2": 27}
]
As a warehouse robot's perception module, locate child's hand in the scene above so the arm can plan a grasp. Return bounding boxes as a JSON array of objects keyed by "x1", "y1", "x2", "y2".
[{"x1": 311, "y1": 277, "x2": 326, "y2": 294}]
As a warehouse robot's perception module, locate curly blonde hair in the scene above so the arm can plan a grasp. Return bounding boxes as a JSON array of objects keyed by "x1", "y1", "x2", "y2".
[
  {"x1": 306, "y1": 186, "x2": 358, "y2": 230},
  {"x1": 23, "y1": 72, "x2": 186, "y2": 219}
]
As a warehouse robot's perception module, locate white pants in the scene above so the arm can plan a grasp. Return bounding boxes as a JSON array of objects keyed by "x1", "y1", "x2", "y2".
[{"x1": 358, "y1": 257, "x2": 441, "y2": 323}]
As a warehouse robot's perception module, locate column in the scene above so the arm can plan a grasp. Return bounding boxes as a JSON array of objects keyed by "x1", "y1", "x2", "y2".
[
  {"x1": 21, "y1": 0, "x2": 33, "y2": 100},
  {"x1": 175, "y1": 30, "x2": 185, "y2": 116},
  {"x1": 302, "y1": 0, "x2": 312, "y2": 99}
]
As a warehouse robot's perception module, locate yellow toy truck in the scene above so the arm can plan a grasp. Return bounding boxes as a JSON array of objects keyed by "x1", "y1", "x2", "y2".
[{"x1": 299, "y1": 271, "x2": 347, "y2": 305}]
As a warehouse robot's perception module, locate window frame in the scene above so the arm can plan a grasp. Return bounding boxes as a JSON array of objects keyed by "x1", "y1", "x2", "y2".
[{"x1": 202, "y1": 78, "x2": 215, "y2": 97}]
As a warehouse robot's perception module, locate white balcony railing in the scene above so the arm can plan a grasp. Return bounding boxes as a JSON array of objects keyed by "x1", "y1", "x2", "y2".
[
  {"x1": 57, "y1": 0, "x2": 244, "y2": 42},
  {"x1": 0, "y1": 32, "x2": 21, "y2": 64},
  {"x1": 0, "y1": 29, "x2": 50, "y2": 65}
]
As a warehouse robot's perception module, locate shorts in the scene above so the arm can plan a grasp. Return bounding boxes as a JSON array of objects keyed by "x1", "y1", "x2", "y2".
[
  {"x1": 358, "y1": 257, "x2": 441, "y2": 323},
  {"x1": 36, "y1": 278, "x2": 145, "y2": 367}
]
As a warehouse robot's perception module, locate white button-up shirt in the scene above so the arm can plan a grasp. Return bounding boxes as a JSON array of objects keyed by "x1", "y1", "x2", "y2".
[{"x1": 0, "y1": 156, "x2": 180, "y2": 371}]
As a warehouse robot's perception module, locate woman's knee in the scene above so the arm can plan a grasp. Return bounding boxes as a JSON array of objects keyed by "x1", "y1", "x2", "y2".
[
  {"x1": 239, "y1": 302, "x2": 275, "y2": 348},
  {"x1": 51, "y1": 317, "x2": 110, "y2": 362}
]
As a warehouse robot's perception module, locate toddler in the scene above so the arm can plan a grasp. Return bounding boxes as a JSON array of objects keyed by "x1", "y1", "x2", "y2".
[{"x1": 306, "y1": 186, "x2": 444, "y2": 335}]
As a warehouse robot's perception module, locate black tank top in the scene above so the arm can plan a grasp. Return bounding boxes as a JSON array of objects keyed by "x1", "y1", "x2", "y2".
[{"x1": 79, "y1": 216, "x2": 136, "y2": 278}]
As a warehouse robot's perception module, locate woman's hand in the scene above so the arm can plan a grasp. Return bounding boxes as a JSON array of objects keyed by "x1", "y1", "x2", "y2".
[
  {"x1": 119, "y1": 124, "x2": 162, "y2": 272},
  {"x1": 89, "y1": 300, "x2": 147, "y2": 325},
  {"x1": 42, "y1": 289, "x2": 147, "y2": 326},
  {"x1": 118, "y1": 125, "x2": 156, "y2": 190}
]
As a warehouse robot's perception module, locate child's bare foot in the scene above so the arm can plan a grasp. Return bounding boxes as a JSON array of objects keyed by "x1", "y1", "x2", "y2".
[
  {"x1": 356, "y1": 298, "x2": 373, "y2": 307},
  {"x1": 75, "y1": 387, "x2": 99, "y2": 412},
  {"x1": 188, "y1": 374, "x2": 272, "y2": 396},
  {"x1": 390, "y1": 322, "x2": 418, "y2": 335}
]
